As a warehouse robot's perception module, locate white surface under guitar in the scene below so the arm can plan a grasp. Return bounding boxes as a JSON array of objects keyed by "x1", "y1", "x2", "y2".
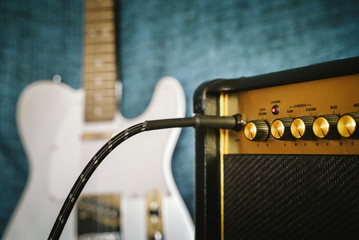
[{"x1": 4, "y1": 76, "x2": 193, "y2": 240}]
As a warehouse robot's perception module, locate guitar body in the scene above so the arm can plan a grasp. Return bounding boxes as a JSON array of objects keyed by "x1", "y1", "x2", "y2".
[{"x1": 4, "y1": 76, "x2": 194, "y2": 239}]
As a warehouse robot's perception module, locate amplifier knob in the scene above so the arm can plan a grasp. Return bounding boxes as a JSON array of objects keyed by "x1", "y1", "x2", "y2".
[
  {"x1": 290, "y1": 116, "x2": 316, "y2": 140},
  {"x1": 337, "y1": 112, "x2": 359, "y2": 138},
  {"x1": 271, "y1": 118, "x2": 293, "y2": 140},
  {"x1": 312, "y1": 114, "x2": 340, "y2": 139},
  {"x1": 244, "y1": 120, "x2": 269, "y2": 141}
]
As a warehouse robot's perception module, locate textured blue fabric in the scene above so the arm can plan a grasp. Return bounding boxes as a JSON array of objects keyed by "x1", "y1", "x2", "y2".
[{"x1": 1, "y1": 0, "x2": 359, "y2": 237}]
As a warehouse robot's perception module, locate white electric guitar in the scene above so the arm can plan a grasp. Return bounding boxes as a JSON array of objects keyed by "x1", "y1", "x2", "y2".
[{"x1": 4, "y1": 0, "x2": 194, "y2": 239}]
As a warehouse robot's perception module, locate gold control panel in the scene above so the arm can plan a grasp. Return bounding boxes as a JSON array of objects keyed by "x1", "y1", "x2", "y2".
[{"x1": 221, "y1": 74, "x2": 359, "y2": 155}]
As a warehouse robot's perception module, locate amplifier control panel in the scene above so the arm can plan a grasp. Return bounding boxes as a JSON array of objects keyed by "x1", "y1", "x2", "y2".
[{"x1": 221, "y1": 74, "x2": 359, "y2": 155}]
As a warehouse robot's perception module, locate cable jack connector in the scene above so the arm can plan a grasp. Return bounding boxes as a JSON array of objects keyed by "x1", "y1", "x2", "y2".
[{"x1": 232, "y1": 114, "x2": 245, "y2": 131}]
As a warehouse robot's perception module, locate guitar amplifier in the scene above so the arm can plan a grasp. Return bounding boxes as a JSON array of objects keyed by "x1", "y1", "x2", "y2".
[{"x1": 193, "y1": 57, "x2": 359, "y2": 240}]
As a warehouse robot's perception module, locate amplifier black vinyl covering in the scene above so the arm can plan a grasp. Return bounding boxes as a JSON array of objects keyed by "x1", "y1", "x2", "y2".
[{"x1": 193, "y1": 57, "x2": 359, "y2": 240}]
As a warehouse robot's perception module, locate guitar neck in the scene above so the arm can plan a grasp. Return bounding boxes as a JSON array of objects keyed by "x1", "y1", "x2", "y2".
[{"x1": 83, "y1": 0, "x2": 118, "y2": 122}]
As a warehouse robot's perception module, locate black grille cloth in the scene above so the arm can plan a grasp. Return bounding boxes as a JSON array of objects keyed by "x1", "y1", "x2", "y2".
[{"x1": 223, "y1": 154, "x2": 359, "y2": 240}]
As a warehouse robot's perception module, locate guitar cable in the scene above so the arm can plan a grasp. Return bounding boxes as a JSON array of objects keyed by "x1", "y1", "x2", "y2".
[{"x1": 48, "y1": 114, "x2": 243, "y2": 240}]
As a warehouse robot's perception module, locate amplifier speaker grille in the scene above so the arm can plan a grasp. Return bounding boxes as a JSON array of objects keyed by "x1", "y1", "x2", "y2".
[{"x1": 223, "y1": 154, "x2": 359, "y2": 239}]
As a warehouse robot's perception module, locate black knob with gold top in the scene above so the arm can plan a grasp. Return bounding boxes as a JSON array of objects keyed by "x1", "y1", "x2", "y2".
[
  {"x1": 244, "y1": 120, "x2": 269, "y2": 141},
  {"x1": 337, "y1": 112, "x2": 359, "y2": 138},
  {"x1": 271, "y1": 118, "x2": 293, "y2": 140},
  {"x1": 290, "y1": 116, "x2": 316, "y2": 140},
  {"x1": 312, "y1": 114, "x2": 340, "y2": 139}
]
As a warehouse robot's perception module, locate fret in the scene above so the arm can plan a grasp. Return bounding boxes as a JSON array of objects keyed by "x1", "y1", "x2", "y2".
[
  {"x1": 84, "y1": 53, "x2": 116, "y2": 65},
  {"x1": 85, "y1": 36, "x2": 114, "y2": 44},
  {"x1": 85, "y1": 97, "x2": 116, "y2": 105},
  {"x1": 86, "y1": 94, "x2": 116, "y2": 103},
  {"x1": 85, "y1": 105, "x2": 116, "y2": 122},
  {"x1": 85, "y1": 114, "x2": 114, "y2": 122},
  {"x1": 84, "y1": 80, "x2": 115, "y2": 90},
  {"x1": 83, "y1": 72, "x2": 117, "y2": 82},
  {"x1": 84, "y1": 62, "x2": 117, "y2": 73},
  {"x1": 85, "y1": 29, "x2": 114, "y2": 41},
  {"x1": 86, "y1": 89, "x2": 116, "y2": 98},
  {"x1": 85, "y1": 22, "x2": 115, "y2": 34},
  {"x1": 86, "y1": 10, "x2": 114, "y2": 22},
  {"x1": 86, "y1": 6, "x2": 114, "y2": 13},
  {"x1": 85, "y1": 104, "x2": 116, "y2": 121},
  {"x1": 86, "y1": 101, "x2": 117, "y2": 111},
  {"x1": 85, "y1": 24, "x2": 115, "y2": 44},
  {"x1": 84, "y1": 43, "x2": 115, "y2": 55},
  {"x1": 84, "y1": 80, "x2": 116, "y2": 90},
  {"x1": 84, "y1": 79, "x2": 116, "y2": 89},
  {"x1": 85, "y1": 102, "x2": 116, "y2": 112},
  {"x1": 85, "y1": 102, "x2": 116, "y2": 111},
  {"x1": 86, "y1": 0, "x2": 114, "y2": 9}
]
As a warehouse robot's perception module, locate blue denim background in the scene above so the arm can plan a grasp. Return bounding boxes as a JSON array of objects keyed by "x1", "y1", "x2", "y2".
[{"x1": 1, "y1": 0, "x2": 359, "y2": 237}]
